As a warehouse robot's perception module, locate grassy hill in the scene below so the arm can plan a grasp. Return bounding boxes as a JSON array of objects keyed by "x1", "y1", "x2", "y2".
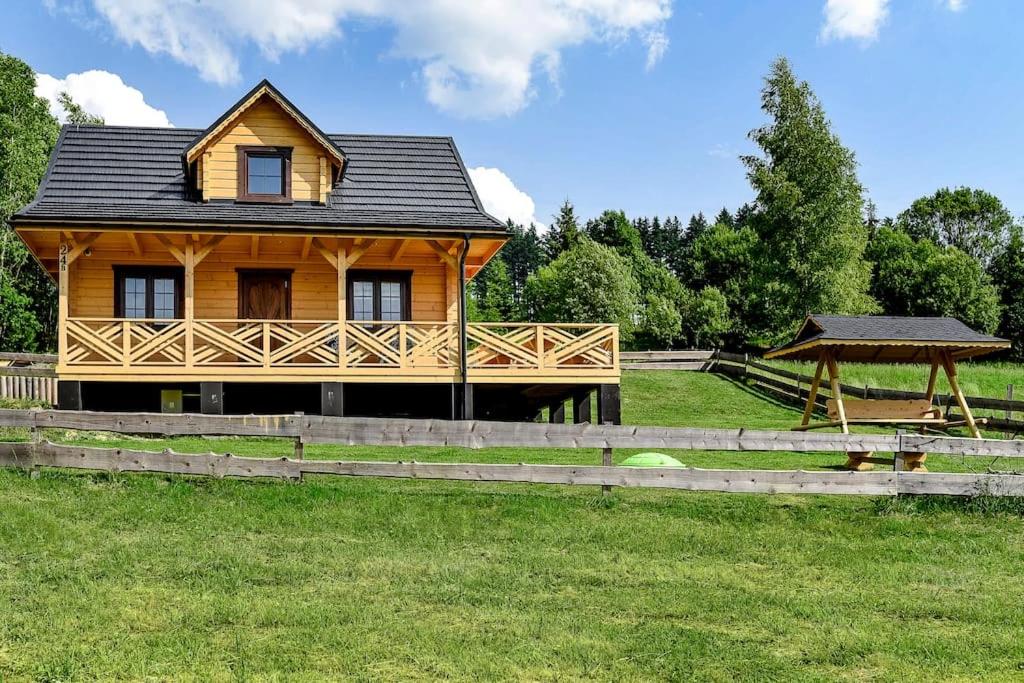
[{"x1": 2, "y1": 371, "x2": 1024, "y2": 680}]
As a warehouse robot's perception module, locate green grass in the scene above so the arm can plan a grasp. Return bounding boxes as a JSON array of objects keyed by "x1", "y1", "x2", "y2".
[
  {"x1": 768, "y1": 359, "x2": 1022, "y2": 399},
  {"x1": 2, "y1": 371, "x2": 1024, "y2": 680}
]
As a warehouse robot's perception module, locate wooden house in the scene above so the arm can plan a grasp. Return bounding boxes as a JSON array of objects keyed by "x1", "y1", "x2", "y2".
[{"x1": 12, "y1": 80, "x2": 620, "y2": 422}]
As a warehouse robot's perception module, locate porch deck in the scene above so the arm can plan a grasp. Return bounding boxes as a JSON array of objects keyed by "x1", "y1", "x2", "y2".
[{"x1": 60, "y1": 318, "x2": 620, "y2": 384}]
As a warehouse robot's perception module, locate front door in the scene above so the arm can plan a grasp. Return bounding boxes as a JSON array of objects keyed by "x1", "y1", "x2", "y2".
[{"x1": 238, "y1": 270, "x2": 291, "y2": 319}]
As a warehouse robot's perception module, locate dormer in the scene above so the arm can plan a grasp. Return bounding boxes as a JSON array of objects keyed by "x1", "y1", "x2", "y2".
[{"x1": 183, "y1": 80, "x2": 345, "y2": 205}]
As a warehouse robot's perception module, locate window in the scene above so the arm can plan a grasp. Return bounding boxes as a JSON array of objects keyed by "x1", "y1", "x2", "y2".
[
  {"x1": 114, "y1": 267, "x2": 184, "y2": 319},
  {"x1": 347, "y1": 271, "x2": 411, "y2": 322},
  {"x1": 237, "y1": 146, "x2": 292, "y2": 203}
]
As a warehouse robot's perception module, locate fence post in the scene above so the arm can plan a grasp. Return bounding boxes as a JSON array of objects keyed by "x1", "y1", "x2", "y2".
[
  {"x1": 893, "y1": 429, "x2": 905, "y2": 473},
  {"x1": 29, "y1": 422, "x2": 42, "y2": 479},
  {"x1": 1006, "y1": 384, "x2": 1014, "y2": 439},
  {"x1": 602, "y1": 446, "x2": 613, "y2": 497}
]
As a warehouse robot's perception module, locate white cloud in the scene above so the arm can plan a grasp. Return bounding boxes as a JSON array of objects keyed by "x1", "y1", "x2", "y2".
[
  {"x1": 644, "y1": 30, "x2": 669, "y2": 70},
  {"x1": 64, "y1": 0, "x2": 672, "y2": 118},
  {"x1": 707, "y1": 143, "x2": 738, "y2": 160},
  {"x1": 35, "y1": 70, "x2": 172, "y2": 126},
  {"x1": 947, "y1": 0, "x2": 966, "y2": 11},
  {"x1": 820, "y1": 0, "x2": 889, "y2": 43},
  {"x1": 468, "y1": 167, "x2": 543, "y2": 229}
]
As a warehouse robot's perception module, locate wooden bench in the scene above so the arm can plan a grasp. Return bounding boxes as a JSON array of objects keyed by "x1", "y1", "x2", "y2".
[{"x1": 826, "y1": 398, "x2": 944, "y2": 426}]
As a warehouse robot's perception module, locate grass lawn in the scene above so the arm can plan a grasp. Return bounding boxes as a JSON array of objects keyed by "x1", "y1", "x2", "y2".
[
  {"x1": 767, "y1": 358, "x2": 1022, "y2": 400},
  {"x1": 2, "y1": 371, "x2": 1024, "y2": 680}
]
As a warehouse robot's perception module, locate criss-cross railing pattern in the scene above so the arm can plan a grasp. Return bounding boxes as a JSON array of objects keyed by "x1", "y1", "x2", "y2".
[
  {"x1": 345, "y1": 322, "x2": 457, "y2": 368},
  {"x1": 467, "y1": 323, "x2": 618, "y2": 371},
  {"x1": 62, "y1": 319, "x2": 617, "y2": 378}
]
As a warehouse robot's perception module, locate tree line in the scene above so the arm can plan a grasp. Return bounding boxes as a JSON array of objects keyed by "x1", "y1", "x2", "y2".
[
  {"x1": 1, "y1": 51, "x2": 1021, "y2": 358},
  {"x1": 470, "y1": 58, "x2": 1024, "y2": 358}
]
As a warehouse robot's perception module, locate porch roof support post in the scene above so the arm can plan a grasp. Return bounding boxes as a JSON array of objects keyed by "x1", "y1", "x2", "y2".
[
  {"x1": 337, "y1": 243, "x2": 347, "y2": 368},
  {"x1": 184, "y1": 241, "x2": 194, "y2": 368},
  {"x1": 57, "y1": 234, "x2": 69, "y2": 370},
  {"x1": 459, "y1": 235, "x2": 471, "y2": 419}
]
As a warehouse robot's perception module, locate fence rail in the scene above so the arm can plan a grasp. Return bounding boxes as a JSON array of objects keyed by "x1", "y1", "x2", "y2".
[
  {"x1": 0, "y1": 354, "x2": 57, "y2": 404},
  {"x1": 3, "y1": 441, "x2": 1022, "y2": 496},
  {"x1": 621, "y1": 350, "x2": 716, "y2": 371},
  {"x1": 2, "y1": 409, "x2": 1024, "y2": 497}
]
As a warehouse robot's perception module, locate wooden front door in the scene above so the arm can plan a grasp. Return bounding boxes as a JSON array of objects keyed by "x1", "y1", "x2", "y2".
[{"x1": 238, "y1": 270, "x2": 291, "y2": 319}]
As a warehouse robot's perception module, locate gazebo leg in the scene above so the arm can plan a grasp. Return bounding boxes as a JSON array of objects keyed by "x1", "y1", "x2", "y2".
[
  {"x1": 825, "y1": 351, "x2": 849, "y2": 434},
  {"x1": 924, "y1": 355, "x2": 939, "y2": 404},
  {"x1": 940, "y1": 351, "x2": 981, "y2": 439},
  {"x1": 800, "y1": 355, "x2": 826, "y2": 428}
]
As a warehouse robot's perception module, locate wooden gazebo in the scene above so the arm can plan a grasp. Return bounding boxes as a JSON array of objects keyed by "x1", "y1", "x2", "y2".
[{"x1": 765, "y1": 316, "x2": 1009, "y2": 447}]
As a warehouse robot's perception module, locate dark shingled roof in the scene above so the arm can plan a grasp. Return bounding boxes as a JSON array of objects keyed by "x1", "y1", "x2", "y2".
[
  {"x1": 765, "y1": 315, "x2": 1009, "y2": 363},
  {"x1": 13, "y1": 125, "x2": 507, "y2": 236}
]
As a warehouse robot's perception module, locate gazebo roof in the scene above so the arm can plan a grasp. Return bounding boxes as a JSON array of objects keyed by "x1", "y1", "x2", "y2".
[{"x1": 764, "y1": 315, "x2": 1009, "y2": 363}]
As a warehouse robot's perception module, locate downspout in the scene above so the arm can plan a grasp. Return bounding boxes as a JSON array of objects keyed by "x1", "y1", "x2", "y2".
[{"x1": 459, "y1": 235, "x2": 471, "y2": 419}]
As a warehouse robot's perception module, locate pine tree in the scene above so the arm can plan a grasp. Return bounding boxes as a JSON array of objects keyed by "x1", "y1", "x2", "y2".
[
  {"x1": 734, "y1": 203, "x2": 755, "y2": 228},
  {"x1": 499, "y1": 220, "x2": 545, "y2": 318},
  {"x1": 714, "y1": 207, "x2": 734, "y2": 228},
  {"x1": 57, "y1": 91, "x2": 104, "y2": 125},
  {"x1": 542, "y1": 199, "x2": 580, "y2": 261},
  {"x1": 684, "y1": 212, "x2": 709, "y2": 246}
]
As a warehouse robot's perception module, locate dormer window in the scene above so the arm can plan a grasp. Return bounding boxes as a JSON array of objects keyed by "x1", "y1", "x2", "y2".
[{"x1": 237, "y1": 146, "x2": 292, "y2": 203}]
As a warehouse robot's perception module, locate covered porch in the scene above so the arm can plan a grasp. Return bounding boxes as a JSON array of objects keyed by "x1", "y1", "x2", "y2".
[{"x1": 19, "y1": 227, "x2": 620, "y2": 417}]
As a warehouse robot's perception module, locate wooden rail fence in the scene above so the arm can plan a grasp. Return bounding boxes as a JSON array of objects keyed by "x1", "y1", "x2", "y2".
[
  {"x1": 621, "y1": 350, "x2": 716, "y2": 371},
  {"x1": 0, "y1": 353, "x2": 57, "y2": 404},
  {"x1": 2, "y1": 409, "x2": 1023, "y2": 497}
]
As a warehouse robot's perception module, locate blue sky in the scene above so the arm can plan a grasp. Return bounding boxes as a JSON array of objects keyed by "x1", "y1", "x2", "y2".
[{"x1": 3, "y1": 0, "x2": 1022, "y2": 228}]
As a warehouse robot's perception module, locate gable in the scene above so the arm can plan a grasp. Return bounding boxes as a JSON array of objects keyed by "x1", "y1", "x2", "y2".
[{"x1": 196, "y1": 95, "x2": 338, "y2": 203}]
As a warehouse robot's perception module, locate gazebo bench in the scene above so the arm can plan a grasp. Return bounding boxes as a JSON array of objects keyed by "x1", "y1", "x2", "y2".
[{"x1": 826, "y1": 398, "x2": 944, "y2": 425}]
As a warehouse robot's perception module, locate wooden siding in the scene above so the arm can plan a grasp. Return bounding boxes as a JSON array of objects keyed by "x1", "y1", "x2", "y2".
[
  {"x1": 200, "y1": 97, "x2": 331, "y2": 202},
  {"x1": 68, "y1": 234, "x2": 448, "y2": 321}
]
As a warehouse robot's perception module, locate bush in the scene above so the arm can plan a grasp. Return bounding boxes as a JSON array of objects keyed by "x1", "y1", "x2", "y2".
[
  {"x1": 867, "y1": 227, "x2": 1001, "y2": 333},
  {"x1": 524, "y1": 237, "x2": 640, "y2": 340}
]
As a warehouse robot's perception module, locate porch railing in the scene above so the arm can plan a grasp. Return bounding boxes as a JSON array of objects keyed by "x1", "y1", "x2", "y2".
[{"x1": 61, "y1": 319, "x2": 619, "y2": 378}]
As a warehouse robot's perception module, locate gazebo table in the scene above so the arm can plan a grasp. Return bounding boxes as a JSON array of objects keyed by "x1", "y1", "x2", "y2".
[{"x1": 765, "y1": 315, "x2": 1010, "y2": 470}]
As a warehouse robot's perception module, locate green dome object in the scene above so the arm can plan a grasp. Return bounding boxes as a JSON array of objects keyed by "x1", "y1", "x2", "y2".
[{"x1": 620, "y1": 452, "x2": 685, "y2": 468}]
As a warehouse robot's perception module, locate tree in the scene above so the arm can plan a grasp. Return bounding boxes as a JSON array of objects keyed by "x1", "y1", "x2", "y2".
[
  {"x1": 57, "y1": 91, "x2": 104, "y2": 125},
  {"x1": 541, "y1": 199, "x2": 580, "y2": 261},
  {"x1": 683, "y1": 212, "x2": 709, "y2": 247},
  {"x1": 989, "y1": 227, "x2": 1024, "y2": 358},
  {"x1": 867, "y1": 227, "x2": 1001, "y2": 334},
  {"x1": 585, "y1": 209, "x2": 644, "y2": 256},
  {"x1": 525, "y1": 237, "x2": 640, "y2": 341},
  {"x1": 714, "y1": 207, "x2": 734, "y2": 228},
  {"x1": 469, "y1": 256, "x2": 515, "y2": 322},
  {"x1": 742, "y1": 57, "x2": 876, "y2": 343},
  {"x1": 585, "y1": 209, "x2": 689, "y2": 346},
  {"x1": 497, "y1": 220, "x2": 545, "y2": 318},
  {"x1": 895, "y1": 187, "x2": 1013, "y2": 265},
  {"x1": 733, "y1": 202, "x2": 756, "y2": 228},
  {"x1": 0, "y1": 52, "x2": 61, "y2": 351},
  {"x1": 688, "y1": 222, "x2": 759, "y2": 342},
  {"x1": 679, "y1": 287, "x2": 731, "y2": 349}
]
